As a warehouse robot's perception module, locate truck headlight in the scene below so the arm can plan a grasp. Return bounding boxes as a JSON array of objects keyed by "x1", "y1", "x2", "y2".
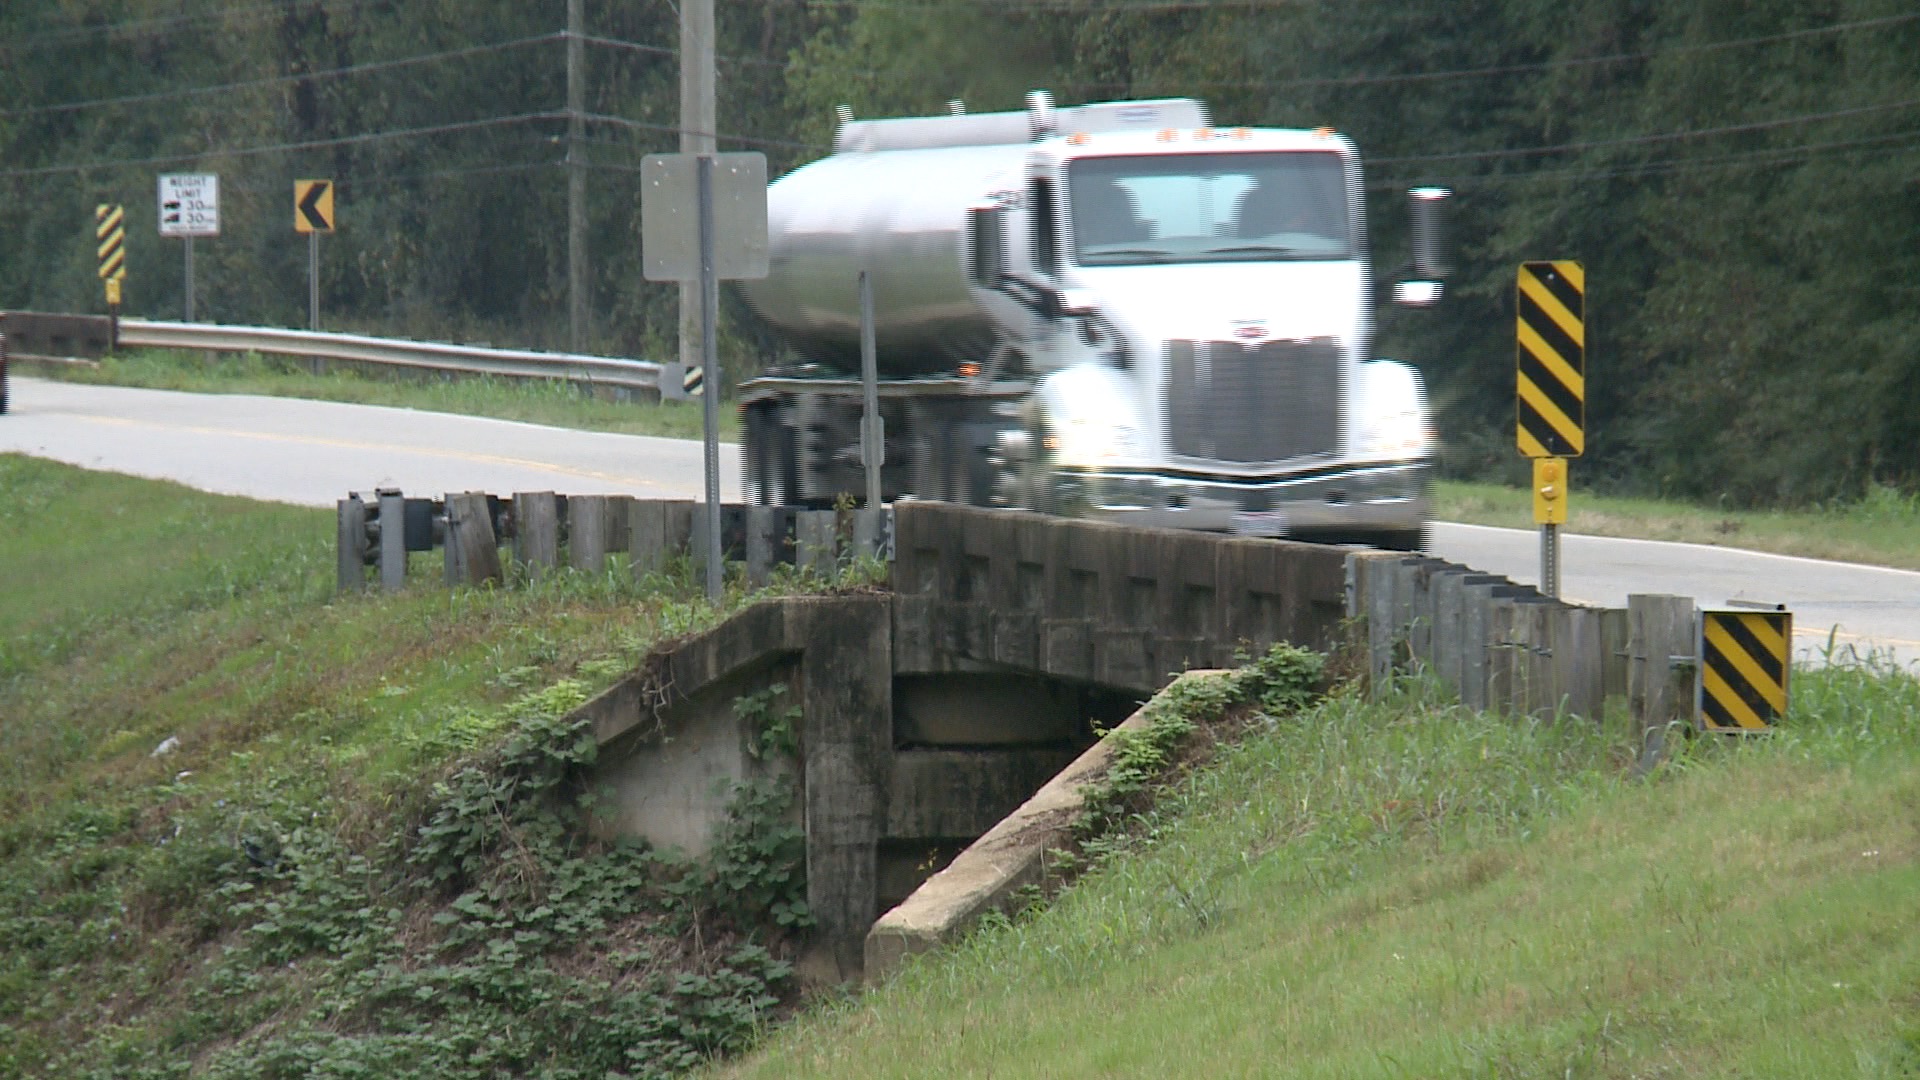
[
  {"x1": 1039, "y1": 365, "x2": 1142, "y2": 467},
  {"x1": 1356, "y1": 360, "x2": 1433, "y2": 460},
  {"x1": 1048, "y1": 417, "x2": 1140, "y2": 467},
  {"x1": 1359, "y1": 408, "x2": 1432, "y2": 458}
]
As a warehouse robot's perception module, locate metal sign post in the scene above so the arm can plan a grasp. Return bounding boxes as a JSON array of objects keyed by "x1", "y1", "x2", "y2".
[
  {"x1": 295, "y1": 180, "x2": 335, "y2": 336},
  {"x1": 696, "y1": 156, "x2": 722, "y2": 602},
  {"x1": 858, "y1": 270, "x2": 883, "y2": 509},
  {"x1": 1534, "y1": 457, "x2": 1566, "y2": 598},
  {"x1": 1516, "y1": 259, "x2": 1585, "y2": 600},
  {"x1": 159, "y1": 173, "x2": 219, "y2": 322},
  {"x1": 641, "y1": 151, "x2": 769, "y2": 604}
]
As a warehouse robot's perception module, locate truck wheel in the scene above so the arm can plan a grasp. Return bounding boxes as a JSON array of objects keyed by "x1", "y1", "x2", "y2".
[
  {"x1": 744, "y1": 403, "x2": 800, "y2": 506},
  {"x1": 744, "y1": 407, "x2": 769, "y2": 504}
]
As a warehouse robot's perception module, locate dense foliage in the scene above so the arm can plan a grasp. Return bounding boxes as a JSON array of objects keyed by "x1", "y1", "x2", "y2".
[{"x1": 3, "y1": 0, "x2": 1916, "y2": 502}]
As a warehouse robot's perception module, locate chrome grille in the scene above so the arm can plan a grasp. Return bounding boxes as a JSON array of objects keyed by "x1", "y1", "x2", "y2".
[{"x1": 1164, "y1": 339, "x2": 1342, "y2": 463}]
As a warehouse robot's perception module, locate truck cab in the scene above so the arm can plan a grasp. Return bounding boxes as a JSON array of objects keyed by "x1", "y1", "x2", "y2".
[{"x1": 738, "y1": 92, "x2": 1446, "y2": 550}]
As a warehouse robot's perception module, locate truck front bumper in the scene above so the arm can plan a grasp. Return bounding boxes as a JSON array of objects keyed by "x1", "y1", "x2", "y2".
[{"x1": 1060, "y1": 460, "x2": 1431, "y2": 539}]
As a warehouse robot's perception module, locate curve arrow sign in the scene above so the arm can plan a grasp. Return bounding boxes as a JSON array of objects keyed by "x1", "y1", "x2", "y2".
[{"x1": 295, "y1": 180, "x2": 334, "y2": 234}]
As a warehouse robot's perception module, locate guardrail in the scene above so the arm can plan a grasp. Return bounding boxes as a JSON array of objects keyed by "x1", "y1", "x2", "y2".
[
  {"x1": 0, "y1": 311, "x2": 667, "y2": 396},
  {"x1": 117, "y1": 319, "x2": 663, "y2": 393}
]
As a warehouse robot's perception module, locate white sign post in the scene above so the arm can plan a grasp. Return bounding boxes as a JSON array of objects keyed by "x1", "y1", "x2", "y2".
[
  {"x1": 158, "y1": 174, "x2": 219, "y2": 321},
  {"x1": 641, "y1": 152, "x2": 768, "y2": 603}
]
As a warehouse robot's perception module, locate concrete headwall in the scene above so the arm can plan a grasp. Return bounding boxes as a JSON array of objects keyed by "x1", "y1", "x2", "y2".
[
  {"x1": 892, "y1": 502, "x2": 1348, "y2": 694},
  {"x1": 568, "y1": 503, "x2": 1362, "y2": 977}
]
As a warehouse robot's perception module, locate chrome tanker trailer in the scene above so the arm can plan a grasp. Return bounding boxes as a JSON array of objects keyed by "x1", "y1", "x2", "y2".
[{"x1": 737, "y1": 91, "x2": 1449, "y2": 548}]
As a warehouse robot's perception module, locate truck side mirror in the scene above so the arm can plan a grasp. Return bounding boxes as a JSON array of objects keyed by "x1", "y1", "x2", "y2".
[
  {"x1": 968, "y1": 206, "x2": 1008, "y2": 291},
  {"x1": 1408, "y1": 187, "x2": 1452, "y2": 279}
]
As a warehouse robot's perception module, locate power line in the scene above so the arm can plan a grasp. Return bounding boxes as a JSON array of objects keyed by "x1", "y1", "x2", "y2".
[
  {"x1": 1062, "y1": 10, "x2": 1920, "y2": 94},
  {"x1": 580, "y1": 112, "x2": 830, "y2": 152},
  {"x1": 0, "y1": 34, "x2": 561, "y2": 120},
  {"x1": 782, "y1": 1, "x2": 1276, "y2": 9},
  {"x1": 1372, "y1": 97, "x2": 1920, "y2": 167},
  {"x1": 1372, "y1": 127, "x2": 1920, "y2": 190},
  {"x1": 574, "y1": 31, "x2": 797, "y2": 72},
  {"x1": 0, "y1": 0, "x2": 384, "y2": 52},
  {"x1": 0, "y1": 110, "x2": 821, "y2": 179},
  {"x1": 0, "y1": 113, "x2": 567, "y2": 180}
]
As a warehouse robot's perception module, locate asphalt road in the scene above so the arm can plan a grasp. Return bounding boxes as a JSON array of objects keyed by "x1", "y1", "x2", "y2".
[
  {"x1": 0, "y1": 376, "x2": 739, "y2": 505},
  {"x1": 4, "y1": 376, "x2": 1914, "y2": 670}
]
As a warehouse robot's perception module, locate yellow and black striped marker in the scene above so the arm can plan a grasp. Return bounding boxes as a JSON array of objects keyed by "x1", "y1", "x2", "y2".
[
  {"x1": 1516, "y1": 260, "x2": 1584, "y2": 458},
  {"x1": 1698, "y1": 608, "x2": 1790, "y2": 732},
  {"x1": 96, "y1": 203, "x2": 127, "y2": 284}
]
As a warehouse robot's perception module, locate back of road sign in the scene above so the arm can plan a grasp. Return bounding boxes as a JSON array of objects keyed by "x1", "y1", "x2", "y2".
[{"x1": 640, "y1": 153, "x2": 769, "y2": 282}]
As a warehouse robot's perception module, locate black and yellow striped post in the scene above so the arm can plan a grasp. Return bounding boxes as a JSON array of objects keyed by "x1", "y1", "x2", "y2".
[
  {"x1": 1697, "y1": 608, "x2": 1790, "y2": 733},
  {"x1": 96, "y1": 203, "x2": 127, "y2": 310},
  {"x1": 1517, "y1": 259, "x2": 1584, "y2": 597},
  {"x1": 1516, "y1": 260, "x2": 1584, "y2": 458}
]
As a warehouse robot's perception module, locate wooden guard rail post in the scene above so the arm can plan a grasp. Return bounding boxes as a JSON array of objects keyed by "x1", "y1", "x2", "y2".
[{"x1": 335, "y1": 493, "x2": 890, "y2": 594}]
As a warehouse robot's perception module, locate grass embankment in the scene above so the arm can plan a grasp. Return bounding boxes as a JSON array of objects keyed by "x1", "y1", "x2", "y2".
[
  {"x1": 0, "y1": 454, "x2": 847, "y2": 1079},
  {"x1": 20, "y1": 348, "x2": 733, "y2": 442},
  {"x1": 1439, "y1": 478, "x2": 1920, "y2": 572},
  {"x1": 29, "y1": 349, "x2": 1920, "y2": 570},
  {"x1": 725, "y1": 668, "x2": 1920, "y2": 1078}
]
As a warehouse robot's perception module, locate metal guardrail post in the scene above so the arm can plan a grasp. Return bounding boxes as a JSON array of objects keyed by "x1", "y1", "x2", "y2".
[
  {"x1": 337, "y1": 495, "x2": 368, "y2": 593},
  {"x1": 378, "y1": 489, "x2": 407, "y2": 592}
]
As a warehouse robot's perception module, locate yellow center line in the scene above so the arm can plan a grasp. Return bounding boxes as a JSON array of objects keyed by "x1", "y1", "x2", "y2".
[
  {"x1": 1549, "y1": 595, "x2": 1918, "y2": 654},
  {"x1": 77, "y1": 414, "x2": 686, "y2": 492}
]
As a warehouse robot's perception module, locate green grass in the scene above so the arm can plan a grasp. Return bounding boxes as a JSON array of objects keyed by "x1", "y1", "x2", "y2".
[
  {"x1": 721, "y1": 665, "x2": 1920, "y2": 1079},
  {"x1": 1438, "y1": 478, "x2": 1920, "y2": 571},
  {"x1": 19, "y1": 347, "x2": 735, "y2": 441},
  {"x1": 0, "y1": 454, "x2": 866, "y2": 1078}
]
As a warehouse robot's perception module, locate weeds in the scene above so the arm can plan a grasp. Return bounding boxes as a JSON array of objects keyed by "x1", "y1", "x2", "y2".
[{"x1": 0, "y1": 459, "x2": 822, "y2": 1078}]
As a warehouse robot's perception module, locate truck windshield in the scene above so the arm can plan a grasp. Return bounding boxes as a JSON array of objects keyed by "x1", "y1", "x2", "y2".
[{"x1": 1068, "y1": 151, "x2": 1352, "y2": 266}]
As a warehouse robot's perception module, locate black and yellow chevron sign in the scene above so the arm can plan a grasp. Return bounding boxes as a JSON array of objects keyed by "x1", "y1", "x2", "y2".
[
  {"x1": 1515, "y1": 260, "x2": 1585, "y2": 458},
  {"x1": 295, "y1": 179, "x2": 335, "y2": 233},
  {"x1": 1698, "y1": 609, "x2": 1790, "y2": 733},
  {"x1": 95, "y1": 203, "x2": 127, "y2": 282}
]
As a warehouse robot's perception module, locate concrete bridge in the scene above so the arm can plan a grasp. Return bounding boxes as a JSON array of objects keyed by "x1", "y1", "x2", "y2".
[
  {"x1": 341, "y1": 494, "x2": 1705, "y2": 977},
  {"x1": 574, "y1": 501, "x2": 1352, "y2": 976}
]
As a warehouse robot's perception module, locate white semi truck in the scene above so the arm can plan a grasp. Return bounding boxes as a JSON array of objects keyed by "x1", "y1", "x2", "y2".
[{"x1": 736, "y1": 91, "x2": 1448, "y2": 549}]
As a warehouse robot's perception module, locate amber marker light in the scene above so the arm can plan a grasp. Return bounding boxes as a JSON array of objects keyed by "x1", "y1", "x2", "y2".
[
  {"x1": 1233, "y1": 127, "x2": 1252, "y2": 139},
  {"x1": 1156, "y1": 129, "x2": 1177, "y2": 142},
  {"x1": 959, "y1": 362, "x2": 981, "y2": 377},
  {"x1": 1067, "y1": 132, "x2": 1090, "y2": 145}
]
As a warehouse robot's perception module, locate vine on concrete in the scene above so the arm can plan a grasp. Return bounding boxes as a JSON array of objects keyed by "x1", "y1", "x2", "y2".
[{"x1": 1078, "y1": 643, "x2": 1328, "y2": 840}]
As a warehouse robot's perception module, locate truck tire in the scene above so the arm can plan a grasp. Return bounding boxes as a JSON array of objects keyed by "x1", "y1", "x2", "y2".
[
  {"x1": 743, "y1": 406, "x2": 769, "y2": 504},
  {"x1": 743, "y1": 402, "x2": 800, "y2": 506}
]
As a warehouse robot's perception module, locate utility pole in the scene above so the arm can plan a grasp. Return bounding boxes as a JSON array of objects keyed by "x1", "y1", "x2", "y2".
[
  {"x1": 678, "y1": 0, "x2": 715, "y2": 381},
  {"x1": 566, "y1": 0, "x2": 588, "y2": 353}
]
